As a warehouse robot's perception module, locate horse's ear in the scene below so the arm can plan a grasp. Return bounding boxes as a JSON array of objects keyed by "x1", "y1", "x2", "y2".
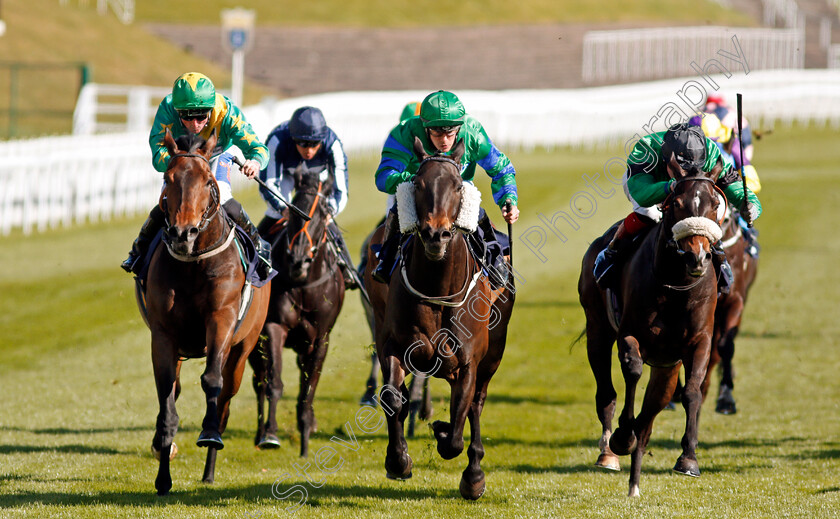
[
  {"x1": 665, "y1": 152, "x2": 685, "y2": 180},
  {"x1": 413, "y1": 136, "x2": 429, "y2": 161},
  {"x1": 201, "y1": 129, "x2": 217, "y2": 158},
  {"x1": 449, "y1": 138, "x2": 465, "y2": 164},
  {"x1": 293, "y1": 161, "x2": 307, "y2": 185},
  {"x1": 164, "y1": 128, "x2": 178, "y2": 156}
]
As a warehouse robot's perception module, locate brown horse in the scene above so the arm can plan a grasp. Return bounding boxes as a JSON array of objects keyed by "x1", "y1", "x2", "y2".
[
  {"x1": 143, "y1": 130, "x2": 270, "y2": 495},
  {"x1": 249, "y1": 163, "x2": 345, "y2": 457},
  {"x1": 364, "y1": 138, "x2": 515, "y2": 500},
  {"x1": 579, "y1": 158, "x2": 723, "y2": 497},
  {"x1": 704, "y1": 205, "x2": 759, "y2": 414}
]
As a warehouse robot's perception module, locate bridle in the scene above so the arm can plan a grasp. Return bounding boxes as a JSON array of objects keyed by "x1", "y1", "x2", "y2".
[
  {"x1": 659, "y1": 175, "x2": 726, "y2": 292},
  {"x1": 399, "y1": 154, "x2": 483, "y2": 307},
  {"x1": 161, "y1": 152, "x2": 232, "y2": 261}
]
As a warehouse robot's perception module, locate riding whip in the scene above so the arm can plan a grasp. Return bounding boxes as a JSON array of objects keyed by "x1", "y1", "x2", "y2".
[
  {"x1": 232, "y1": 156, "x2": 311, "y2": 221},
  {"x1": 504, "y1": 201, "x2": 514, "y2": 267},
  {"x1": 735, "y1": 94, "x2": 752, "y2": 227}
]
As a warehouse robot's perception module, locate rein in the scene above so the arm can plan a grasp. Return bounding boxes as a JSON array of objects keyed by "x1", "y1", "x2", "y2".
[
  {"x1": 287, "y1": 182, "x2": 327, "y2": 258},
  {"x1": 398, "y1": 240, "x2": 483, "y2": 307}
]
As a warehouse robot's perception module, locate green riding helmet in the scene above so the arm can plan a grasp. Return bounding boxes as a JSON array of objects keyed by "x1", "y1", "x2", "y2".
[
  {"x1": 172, "y1": 72, "x2": 216, "y2": 112},
  {"x1": 420, "y1": 90, "x2": 465, "y2": 128}
]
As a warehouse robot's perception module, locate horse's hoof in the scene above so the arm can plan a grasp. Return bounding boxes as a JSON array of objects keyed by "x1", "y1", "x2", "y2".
[
  {"x1": 609, "y1": 428, "x2": 637, "y2": 456},
  {"x1": 151, "y1": 442, "x2": 178, "y2": 461},
  {"x1": 673, "y1": 455, "x2": 701, "y2": 477},
  {"x1": 459, "y1": 474, "x2": 486, "y2": 500},
  {"x1": 716, "y1": 398, "x2": 737, "y2": 415},
  {"x1": 258, "y1": 434, "x2": 281, "y2": 450},
  {"x1": 359, "y1": 391, "x2": 378, "y2": 407},
  {"x1": 385, "y1": 453, "x2": 412, "y2": 480},
  {"x1": 155, "y1": 475, "x2": 172, "y2": 496},
  {"x1": 595, "y1": 452, "x2": 621, "y2": 471},
  {"x1": 196, "y1": 431, "x2": 224, "y2": 450}
]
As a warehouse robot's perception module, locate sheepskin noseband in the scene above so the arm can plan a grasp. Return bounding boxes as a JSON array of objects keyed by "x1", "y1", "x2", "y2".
[
  {"x1": 396, "y1": 180, "x2": 482, "y2": 233},
  {"x1": 671, "y1": 216, "x2": 723, "y2": 243}
]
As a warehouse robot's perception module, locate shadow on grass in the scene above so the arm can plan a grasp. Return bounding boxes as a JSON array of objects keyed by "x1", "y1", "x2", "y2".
[
  {"x1": 0, "y1": 425, "x2": 150, "y2": 435},
  {"x1": 0, "y1": 480, "x2": 449, "y2": 509},
  {"x1": 0, "y1": 444, "x2": 125, "y2": 455}
]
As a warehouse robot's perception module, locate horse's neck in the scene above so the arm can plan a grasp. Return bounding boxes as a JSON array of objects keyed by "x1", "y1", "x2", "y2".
[{"x1": 406, "y1": 234, "x2": 471, "y2": 296}]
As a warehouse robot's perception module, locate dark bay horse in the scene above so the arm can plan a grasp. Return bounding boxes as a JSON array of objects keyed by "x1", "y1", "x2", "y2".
[
  {"x1": 364, "y1": 138, "x2": 515, "y2": 500},
  {"x1": 579, "y1": 157, "x2": 724, "y2": 497},
  {"x1": 143, "y1": 130, "x2": 270, "y2": 495},
  {"x1": 249, "y1": 163, "x2": 345, "y2": 457}
]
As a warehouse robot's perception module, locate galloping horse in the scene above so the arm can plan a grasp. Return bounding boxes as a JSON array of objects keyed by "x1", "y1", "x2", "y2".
[
  {"x1": 704, "y1": 205, "x2": 759, "y2": 414},
  {"x1": 364, "y1": 138, "x2": 515, "y2": 500},
  {"x1": 579, "y1": 156, "x2": 723, "y2": 497},
  {"x1": 249, "y1": 163, "x2": 345, "y2": 457},
  {"x1": 143, "y1": 130, "x2": 270, "y2": 495}
]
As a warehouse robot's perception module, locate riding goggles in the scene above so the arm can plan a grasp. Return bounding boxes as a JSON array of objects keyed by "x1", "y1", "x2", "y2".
[
  {"x1": 178, "y1": 110, "x2": 211, "y2": 121},
  {"x1": 428, "y1": 126, "x2": 459, "y2": 137},
  {"x1": 294, "y1": 139, "x2": 321, "y2": 148}
]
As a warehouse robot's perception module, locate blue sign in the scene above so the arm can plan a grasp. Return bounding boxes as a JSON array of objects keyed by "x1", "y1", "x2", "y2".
[{"x1": 229, "y1": 29, "x2": 247, "y2": 50}]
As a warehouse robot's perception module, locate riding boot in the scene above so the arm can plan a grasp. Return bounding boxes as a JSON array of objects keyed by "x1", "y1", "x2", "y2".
[
  {"x1": 711, "y1": 242, "x2": 733, "y2": 295},
  {"x1": 121, "y1": 205, "x2": 165, "y2": 274},
  {"x1": 738, "y1": 215, "x2": 760, "y2": 258},
  {"x1": 328, "y1": 222, "x2": 359, "y2": 290},
  {"x1": 372, "y1": 210, "x2": 400, "y2": 284},
  {"x1": 224, "y1": 199, "x2": 273, "y2": 279},
  {"x1": 594, "y1": 222, "x2": 634, "y2": 290}
]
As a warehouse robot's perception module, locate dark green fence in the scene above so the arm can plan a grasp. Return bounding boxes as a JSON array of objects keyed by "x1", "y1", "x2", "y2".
[{"x1": 0, "y1": 62, "x2": 90, "y2": 139}]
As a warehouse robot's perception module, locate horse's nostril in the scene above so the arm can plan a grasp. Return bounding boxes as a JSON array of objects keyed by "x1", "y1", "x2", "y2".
[
  {"x1": 188, "y1": 227, "x2": 199, "y2": 238},
  {"x1": 440, "y1": 230, "x2": 452, "y2": 241}
]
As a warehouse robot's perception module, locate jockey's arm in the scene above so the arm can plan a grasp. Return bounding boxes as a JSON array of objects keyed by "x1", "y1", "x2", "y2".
[{"x1": 328, "y1": 138, "x2": 349, "y2": 215}]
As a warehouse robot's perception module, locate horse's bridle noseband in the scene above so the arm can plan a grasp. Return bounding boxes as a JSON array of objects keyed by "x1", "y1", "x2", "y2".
[{"x1": 287, "y1": 181, "x2": 328, "y2": 259}]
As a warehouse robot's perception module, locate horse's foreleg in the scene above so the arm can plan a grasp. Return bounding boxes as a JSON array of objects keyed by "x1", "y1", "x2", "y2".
[
  {"x1": 151, "y1": 343, "x2": 180, "y2": 496},
  {"x1": 610, "y1": 335, "x2": 643, "y2": 457},
  {"x1": 716, "y1": 296, "x2": 743, "y2": 415},
  {"x1": 432, "y1": 365, "x2": 475, "y2": 460},
  {"x1": 627, "y1": 365, "x2": 680, "y2": 497},
  {"x1": 296, "y1": 336, "x2": 329, "y2": 458},
  {"x1": 586, "y1": 323, "x2": 619, "y2": 471},
  {"x1": 459, "y1": 376, "x2": 490, "y2": 500},
  {"x1": 380, "y1": 351, "x2": 411, "y2": 480},
  {"x1": 197, "y1": 317, "x2": 236, "y2": 450},
  {"x1": 261, "y1": 323, "x2": 286, "y2": 448},
  {"x1": 674, "y1": 338, "x2": 712, "y2": 478}
]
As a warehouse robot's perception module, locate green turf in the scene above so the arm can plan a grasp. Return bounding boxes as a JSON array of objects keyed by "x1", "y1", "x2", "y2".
[{"x1": 1, "y1": 124, "x2": 839, "y2": 517}]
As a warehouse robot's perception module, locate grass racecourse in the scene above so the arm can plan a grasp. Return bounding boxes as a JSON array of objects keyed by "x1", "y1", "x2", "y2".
[{"x1": 1, "y1": 123, "x2": 839, "y2": 518}]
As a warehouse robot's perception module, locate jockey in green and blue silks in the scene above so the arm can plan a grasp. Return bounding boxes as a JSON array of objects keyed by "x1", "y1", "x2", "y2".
[
  {"x1": 121, "y1": 72, "x2": 273, "y2": 278},
  {"x1": 375, "y1": 90, "x2": 519, "y2": 215},
  {"x1": 371, "y1": 90, "x2": 519, "y2": 285}
]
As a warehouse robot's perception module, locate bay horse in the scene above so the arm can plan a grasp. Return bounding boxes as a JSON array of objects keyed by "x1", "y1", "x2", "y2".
[
  {"x1": 143, "y1": 130, "x2": 270, "y2": 495},
  {"x1": 249, "y1": 162, "x2": 345, "y2": 457},
  {"x1": 363, "y1": 138, "x2": 515, "y2": 500},
  {"x1": 579, "y1": 156, "x2": 724, "y2": 497}
]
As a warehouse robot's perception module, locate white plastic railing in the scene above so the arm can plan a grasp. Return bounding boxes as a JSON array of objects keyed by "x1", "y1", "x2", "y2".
[
  {"x1": 582, "y1": 26, "x2": 804, "y2": 83},
  {"x1": 4, "y1": 69, "x2": 840, "y2": 235}
]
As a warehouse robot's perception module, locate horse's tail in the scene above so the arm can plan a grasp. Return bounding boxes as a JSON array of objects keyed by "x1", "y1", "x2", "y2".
[{"x1": 569, "y1": 328, "x2": 586, "y2": 353}]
